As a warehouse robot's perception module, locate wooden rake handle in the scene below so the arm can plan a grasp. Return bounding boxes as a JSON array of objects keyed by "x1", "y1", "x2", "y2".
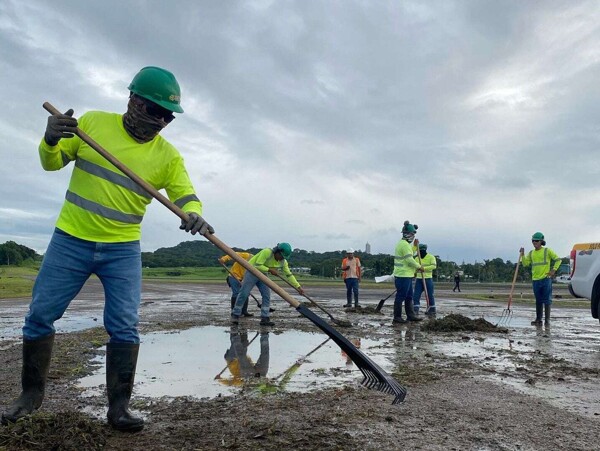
[
  {"x1": 414, "y1": 241, "x2": 430, "y2": 308},
  {"x1": 42, "y1": 102, "x2": 301, "y2": 309},
  {"x1": 506, "y1": 254, "x2": 522, "y2": 310}
]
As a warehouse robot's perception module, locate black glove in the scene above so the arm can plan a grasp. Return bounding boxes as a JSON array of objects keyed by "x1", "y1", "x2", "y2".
[
  {"x1": 180, "y1": 212, "x2": 214, "y2": 235},
  {"x1": 45, "y1": 109, "x2": 78, "y2": 146}
]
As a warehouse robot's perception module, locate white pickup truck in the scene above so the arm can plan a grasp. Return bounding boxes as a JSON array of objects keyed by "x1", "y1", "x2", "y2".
[{"x1": 568, "y1": 242, "x2": 600, "y2": 321}]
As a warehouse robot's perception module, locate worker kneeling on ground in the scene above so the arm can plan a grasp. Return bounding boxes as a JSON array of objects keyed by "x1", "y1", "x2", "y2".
[
  {"x1": 392, "y1": 221, "x2": 424, "y2": 324},
  {"x1": 1, "y1": 66, "x2": 212, "y2": 432},
  {"x1": 231, "y1": 243, "x2": 304, "y2": 326},
  {"x1": 520, "y1": 232, "x2": 561, "y2": 327}
]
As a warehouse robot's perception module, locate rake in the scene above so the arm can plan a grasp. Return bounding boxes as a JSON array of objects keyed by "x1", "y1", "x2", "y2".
[
  {"x1": 214, "y1": 331, "x2": 260, "y2": 380},
  {"x1": 497, "y1": 254, "x2": 522, "y2": 326},
  {"x1": 43, "y1": 102, "x2": 406, "y2": 404},
  {"x1": 219, "y1": 261, "x2": 275, "y2": 312},
  {"x1": 272, "y1": 273, "x2": 353, "y2": 328}
]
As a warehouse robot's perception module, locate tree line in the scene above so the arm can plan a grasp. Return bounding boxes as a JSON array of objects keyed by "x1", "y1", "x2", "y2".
[
  {"x1": 2, "y1": 240, "x2": 569, "y2": 283},
  {"x1": 0, "y1": 241, "x2": 41, "y2": 266}
]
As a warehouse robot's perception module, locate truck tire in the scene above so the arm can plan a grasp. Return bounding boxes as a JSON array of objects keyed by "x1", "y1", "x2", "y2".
[{"x1": 591, "y1": 275, "x2": 600, "y2": 320}]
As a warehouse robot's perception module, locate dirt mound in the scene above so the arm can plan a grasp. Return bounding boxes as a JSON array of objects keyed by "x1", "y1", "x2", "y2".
[
  {"x1": 421, "y1": 313, "x2": 507, "y2": 333},
  {"x1": 0, "y1": 411, "x2": 107, "y2": 450},
  {"x1": 345, "y1": 306, "x2": 383, "y2": 314}
]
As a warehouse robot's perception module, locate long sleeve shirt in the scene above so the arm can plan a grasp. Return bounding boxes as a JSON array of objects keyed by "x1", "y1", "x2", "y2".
[
  {"x1": 521, "y1": 247, "x2": 562, "y2": 281},
  {"x1": 393, "y1": 239, "x2": 421, "y2": 277},
  {"x1": 415, "y1": 253, "x2": 436, "y2": 279},
  {"x1": 249, "y1": 248, "x2": 301, "y2": 288},
  {"x1": 39, "y1": 111, "x2": 202, "y2": 242}
]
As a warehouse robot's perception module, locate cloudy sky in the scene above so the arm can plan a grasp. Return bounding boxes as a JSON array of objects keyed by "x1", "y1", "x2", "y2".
[{"x1": 1, "y1": 0, "x2": 599, "y2": 263}]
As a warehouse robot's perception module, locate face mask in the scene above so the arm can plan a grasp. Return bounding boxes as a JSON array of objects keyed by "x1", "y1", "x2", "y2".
[
  {"x1": 122, "y1": 97, "x2": 170, "y2": 143},
  {"x1": 419, "y1": 249, "x2": 427, "y2": 258},
  {"x1": 403, "y1": 233, "x2": 415, "y2": 243}
]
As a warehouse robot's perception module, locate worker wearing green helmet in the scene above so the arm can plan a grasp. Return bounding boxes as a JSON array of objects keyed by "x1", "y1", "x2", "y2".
[
  {"x1": 392, "y1": 221, "x2": 424, "y2": 324},
  {"x1": 232, "y1": 243, "x2": 304, "y2": 326},
  {"x1": 520, "y1": 232, "x2": 562, "y2": 326},
  {"x1": 2, "y1": 67, "x2": 212, "y2": 433}
]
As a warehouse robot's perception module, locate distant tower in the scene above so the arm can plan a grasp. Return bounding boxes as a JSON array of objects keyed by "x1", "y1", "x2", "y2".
[{"x1": 365, "y1": 242, "x2": 371, "y2": 254}]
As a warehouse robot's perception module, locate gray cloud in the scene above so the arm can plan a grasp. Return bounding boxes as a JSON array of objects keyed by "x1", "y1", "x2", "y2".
[{"x1": 1, "y1": 1, "x2": 598, "y2": 262}]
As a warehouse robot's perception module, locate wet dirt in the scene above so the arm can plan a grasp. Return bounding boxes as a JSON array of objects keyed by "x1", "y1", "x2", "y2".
[
  {"x1": 421, "y1": 313, "x2": 508, "y2": 333},
  {"x1": 1, "y1": 280, "x2": 599, "y2": 450}
]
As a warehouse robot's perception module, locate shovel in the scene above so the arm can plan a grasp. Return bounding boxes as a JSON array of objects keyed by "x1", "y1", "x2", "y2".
[
  {"x1": 497, "y1": 254, "x2": 522, "y2": 326},
  {"x1": 43, "y1": 102, "x2": 406, "y2": 404},
  {"x1": 375, "y1": 290, "x2": 396, "y2": 313},
  {"x1": 219, "y1": 261, "x2": 275, "y2": 312},
  {"x1": 272, "y1": 273, "x2": 353, "y2": 328}
]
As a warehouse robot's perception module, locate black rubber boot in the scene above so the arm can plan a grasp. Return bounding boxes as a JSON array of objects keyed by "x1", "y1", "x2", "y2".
[
  {"x1": 1, "y1": 334, "x2": 54, "y2": 425},
  {"x1": 544, "y1": 304, "x2": 551, "y2": 326},
  {"x1": 531, "y1": 304, "x2": 543, "y2": 326},
  {"x1": 405, "y1": 300, "x2": 423, "y2": 322},
  {"x1": 260, "y1": 317, "x2": 275, "y2": 326},
  {"x1": 230, "y1": 295, "x2": 236, "y2": 310},
  {"x1": 241, "y1": 298, "x2": 253, "y2": 317},
  {"x1": 392, "y1": 300, "x2": 406, "y2": 324},
  {"x1": 106, "y1": 342, "x2": 144, "y2": 432}
]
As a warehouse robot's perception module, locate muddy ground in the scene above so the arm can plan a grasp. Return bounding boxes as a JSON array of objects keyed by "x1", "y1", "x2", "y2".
[{"x1": 1, "y1": 280, "x2": 600, "y2": 450}]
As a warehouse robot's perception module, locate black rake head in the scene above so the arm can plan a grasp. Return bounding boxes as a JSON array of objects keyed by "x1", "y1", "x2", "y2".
[{"x1": 296, "y1": 303, "x2": 407, "y2": 404}]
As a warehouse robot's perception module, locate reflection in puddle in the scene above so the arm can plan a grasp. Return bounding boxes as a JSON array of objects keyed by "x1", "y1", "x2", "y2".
[{"x1": 78, "y1": 326, "x2": 393, "y2": 400}]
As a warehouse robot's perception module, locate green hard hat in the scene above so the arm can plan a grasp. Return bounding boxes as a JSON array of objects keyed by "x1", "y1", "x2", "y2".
[
  {"x1": 418, "y1": 243, "x2": 427, "y2": 250},
  {"x1": 128, "y1": 66, "x2": 184, "y2": 113},
  {"x1": 276, "y1": 242, "x2": 292, "y2": 259},
  {"x1": 531, "y1": 232, "x2": 545, "y2": 241},
  {"x1": 402, "y1": 220, "x2": 418, "y2": 234}
]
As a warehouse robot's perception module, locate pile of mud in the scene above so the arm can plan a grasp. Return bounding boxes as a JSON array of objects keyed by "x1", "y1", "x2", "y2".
[
  {"x1": 344, "y1": 306, "x2": 383, "y2": 314},
  {"x1": 421, "y1": 313, "x2": 507, "y2": 333},
  {"x1": 0, "y1": 411, "x2": 106, "y2": 450}
]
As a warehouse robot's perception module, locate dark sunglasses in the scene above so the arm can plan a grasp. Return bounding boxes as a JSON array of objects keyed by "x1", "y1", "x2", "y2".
[
  {"x1": 143, "y1": 100, "x2": 175, "y2": 123},
  {"x1": 133, "y1": 95, "x2": 175, "y2": 123},
  {"x1": 532, "y1": 240, "x2": 541, "y2": 243}
]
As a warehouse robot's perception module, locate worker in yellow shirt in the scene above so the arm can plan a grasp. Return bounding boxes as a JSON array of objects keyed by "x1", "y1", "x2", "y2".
[
  {"x1": 2, "y1": 67, "x2": 212, "y2": 432},
  {"x1": 392, "y1": 221, "x2": 424, "y2": 324},
  {"x1": 520, "y1": 232, "x2": 562, "y2": 326},
  {"x1": 413, "y1": 243, "x2": 437, "y2": 316},
  {"x1": 219, "y1": 252, "x2": 254, "y2": 316},
  {"x1": 231, "y1": 243, "x2": 304, "y2": 326}
]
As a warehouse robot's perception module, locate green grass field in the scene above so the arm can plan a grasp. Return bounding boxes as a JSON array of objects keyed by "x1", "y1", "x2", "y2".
[{"x1": 0, "y1": 266, "x2": 38, "y2": 299}]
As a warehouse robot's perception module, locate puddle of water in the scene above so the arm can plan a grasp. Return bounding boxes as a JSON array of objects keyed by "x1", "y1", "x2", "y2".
[{"x1": 78, "y1": 326, "x2": 394, "y2": 400}]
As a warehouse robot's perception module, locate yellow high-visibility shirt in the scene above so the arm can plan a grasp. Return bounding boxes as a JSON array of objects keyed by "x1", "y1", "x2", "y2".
[
  {"x1": 415, "y1": 253, "x2": 437, "y2": 279},
  {"x1": 521, "y1": 247, "x2": 561, "y2": 281},
  {"x1": 39, "y1": 111, "x2": 202, "y2": 242},
  {"x1": 221, "y1": 252, "x2": 253, "y2": 280},
  {"x1": 393, "y1": 239, "x2": 420, "y2": 277},
  {"x1": 250, "y1": 248, "x2": 300, "y2": 288}
]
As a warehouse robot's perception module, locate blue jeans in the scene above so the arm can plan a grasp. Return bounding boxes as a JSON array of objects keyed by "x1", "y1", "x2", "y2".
[
  {"x1": 344, "y1": 278, "x2": 359, "y2": 304},
  {"x1": 532, "y1": 278, "x2": 552, "y2": 306},
  {"x1": 24, "y1": 228, "x2": 142, "y2": 343},
  {"x1": 413, "y1": 278, "x2": 435, "y2": 310},
  {"x1": 394, "y1": 276, "x2": 413, "y2": 319},
  {"x1": 233, "y1": 271, "x2": 271, "y2": 318},
  {"x1": 228, "y1": 275, "x2": 249, "y2": 314}
]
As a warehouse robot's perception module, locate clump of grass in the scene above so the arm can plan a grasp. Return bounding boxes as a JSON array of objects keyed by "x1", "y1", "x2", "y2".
[{"x1": 0, "y1": 411, "x2": 107, "y2": 450}]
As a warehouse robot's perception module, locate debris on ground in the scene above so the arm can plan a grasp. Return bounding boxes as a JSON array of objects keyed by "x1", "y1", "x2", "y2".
[
  {"x1": 0, "y1": 411, "x2": 107, "y2": 451},
  {"x1": 344, "y1": 306, "x2": 383, "y2": 314},
  {"x1": 421, "y1": 313, "x2": 507, "y2": 333}
]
